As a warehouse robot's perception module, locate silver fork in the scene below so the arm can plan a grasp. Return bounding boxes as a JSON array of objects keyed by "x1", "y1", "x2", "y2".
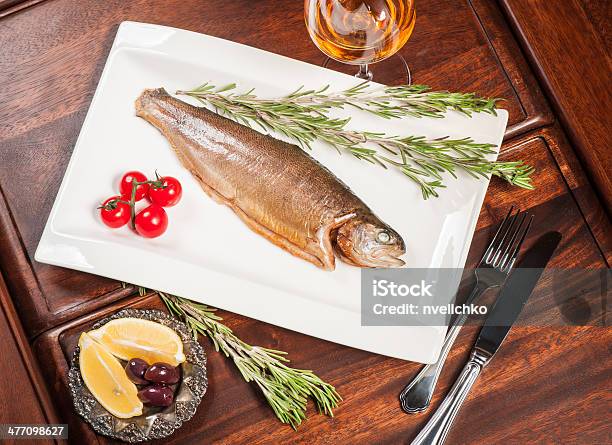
[{"x1": 399, "y1": 207, "x2": 532, "y2": 413}]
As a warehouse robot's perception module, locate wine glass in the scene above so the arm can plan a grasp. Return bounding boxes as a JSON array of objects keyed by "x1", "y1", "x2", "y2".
[{"x1": 304, "y1": 0, "x2": 416, "y2": 83}]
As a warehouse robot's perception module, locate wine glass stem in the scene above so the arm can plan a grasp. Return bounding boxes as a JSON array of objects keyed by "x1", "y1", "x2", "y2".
[{"x1": 356, "y1": 64, "x2": 373, "y2": 80}]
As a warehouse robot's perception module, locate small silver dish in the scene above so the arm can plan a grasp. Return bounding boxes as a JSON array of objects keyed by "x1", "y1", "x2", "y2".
[{"x1": 68, "y1": 309, "x2": 207, "y2": 443}]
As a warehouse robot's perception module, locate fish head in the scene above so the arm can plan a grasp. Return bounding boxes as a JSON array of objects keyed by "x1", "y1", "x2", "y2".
[{"x1": 335, "y1": 214, "x2": 406, "y2": 268}]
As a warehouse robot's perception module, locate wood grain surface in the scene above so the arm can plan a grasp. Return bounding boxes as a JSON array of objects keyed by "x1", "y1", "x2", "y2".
[
  {"x1": 0, "y1": 0, "x2": 609, "y2": 444},
  {"x1": 580, "y1": 0, "x2": 611, "y2": 52},
  {"x1": 500, "y1": 0, "x2": 612, "y2": 214},
  {"x1": 0, "y1": 272, "x2": 58, "y2": 445}
]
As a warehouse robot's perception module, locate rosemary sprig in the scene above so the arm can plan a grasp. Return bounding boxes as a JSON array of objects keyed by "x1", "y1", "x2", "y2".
[
  {"x1": 180, "y1": 81, "x2": 499, "y2": 120},
  {"x1": 177, "y1": 83, "x2": 533, "y2": 199},
  {"x1": 287, "y1": 81, "x2": 500, "y2": 118},
  {"x1": 157, "y1": 291, "x2": 341, "y2": 429}
]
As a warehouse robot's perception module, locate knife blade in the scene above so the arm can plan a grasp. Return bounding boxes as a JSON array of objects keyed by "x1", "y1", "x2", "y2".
[
  {"x1": 475, "y1": 231, "x2": 562, "y2": 356},
  {"x1": 411, "y1": 231, "x2": 561, "y2": 445}
]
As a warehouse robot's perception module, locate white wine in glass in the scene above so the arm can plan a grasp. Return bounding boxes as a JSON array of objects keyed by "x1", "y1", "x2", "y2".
[{"x1": 305, "y1": 0, "x2": 416, "y2": 81}]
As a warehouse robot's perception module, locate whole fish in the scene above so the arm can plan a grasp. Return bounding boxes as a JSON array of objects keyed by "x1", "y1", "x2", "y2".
[{"x1": 135, "y1": 88, "x2": 405, "y2": 270}]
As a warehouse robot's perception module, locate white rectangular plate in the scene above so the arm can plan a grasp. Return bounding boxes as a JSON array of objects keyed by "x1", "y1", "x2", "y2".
[{"x1": 35, "y1": 21, "x2": 507, "y2": 364}]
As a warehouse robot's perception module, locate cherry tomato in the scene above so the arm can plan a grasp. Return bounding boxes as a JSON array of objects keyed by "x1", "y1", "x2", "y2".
[
  {"x1": 119, "y1": 171, "x2": 149, "y2": 202},
  {"x1": 99, "y1": 196, "x2": 131, "y2": 228},
  {"x1": 134, "y1": 204, "x2": 168, "y2": 238},
  {"x1": 148, "y1": 176, "x2": 183, "y2": 207}
]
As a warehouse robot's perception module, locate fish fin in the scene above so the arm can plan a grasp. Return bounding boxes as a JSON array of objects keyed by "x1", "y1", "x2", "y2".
[
  {"x1": 190, "y1": 169, "x2": 228, "y2": 205},
  {"x1": 192, "y1": 171, "x2": 333, "y2": 271},
  {"x1": 316, "y1": 213, "x2": 357, "y2": 271},
  {"x1": 233, "y1": 204, "x2": 332, "y2": 270}
]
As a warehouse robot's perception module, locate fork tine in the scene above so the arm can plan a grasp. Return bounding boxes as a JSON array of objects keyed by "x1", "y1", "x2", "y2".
[
  {"x1": 503, "y1": 214, "x2": 533, "y2": 272},
  {"x1": 488, "y1": 208, "x2": 520, "y2": 265},
  {"x1": 481, "y1": 207, "x2": 513, "y2": 264},
  {"x1": 483, "y1": 207, "x2": 515, "y2": 265},
  {"x1": 497, "y1": 213, "x2": 527, "y2": 270},
  {"x1": 499, "y1": 212, "x2": 527, "y2": 263}
]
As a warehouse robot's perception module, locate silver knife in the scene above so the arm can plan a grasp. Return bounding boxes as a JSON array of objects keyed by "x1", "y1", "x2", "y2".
[{"x1": 411, "y1": 231, "x2": 562, "y2": 445}]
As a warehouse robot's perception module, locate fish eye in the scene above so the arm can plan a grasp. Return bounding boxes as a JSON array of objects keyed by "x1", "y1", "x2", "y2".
[{"x1": 376, "y1": 231, "x2": 391, "y2": 243}]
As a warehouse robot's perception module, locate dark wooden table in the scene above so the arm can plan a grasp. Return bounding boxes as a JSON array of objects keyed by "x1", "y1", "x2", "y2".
[
  {"x1": 0, "y1": 1, "x2": 610, "y2": 444},
  {"x1": 0, "y1": 272, "x2": 58, "y2": 445}
]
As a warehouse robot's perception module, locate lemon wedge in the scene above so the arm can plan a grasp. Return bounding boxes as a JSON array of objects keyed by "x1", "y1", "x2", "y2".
[
  {"x1": 78, "y1": 332, "x2": 143, "y2": 419},
  {"x1": 88, "y1": 318, "x2": 186, "y2": 366}
]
